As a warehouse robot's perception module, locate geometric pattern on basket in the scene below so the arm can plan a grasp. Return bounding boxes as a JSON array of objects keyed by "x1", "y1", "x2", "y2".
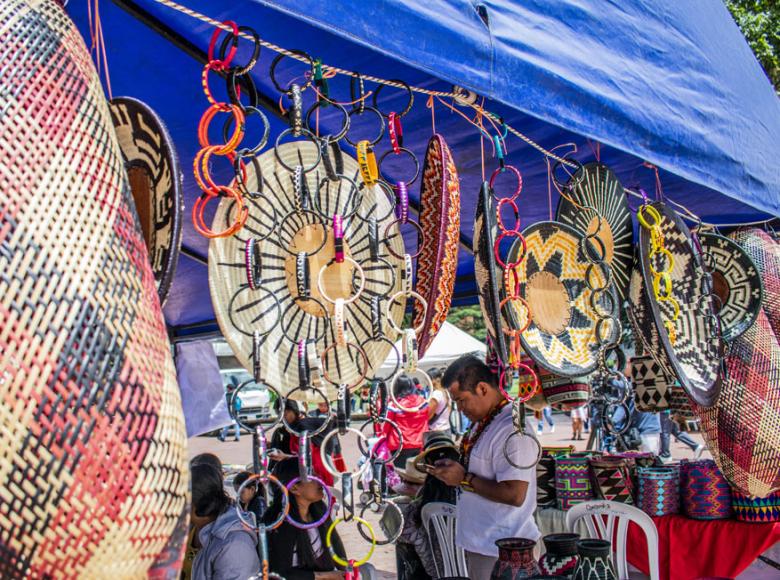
[
  {"x1": 414, "y1": 134, "x2": 460, "y2": 357},
  {"x1": 732, "y1": 490, "x2": 780, "y2": 523},
  {"x1": 0, "y1": 1, "x2": 188, "y2": 577},
  {"x1": 590, "y1": 458, "x2": 635, "y2": 504},
  {"x1": 628, "y1": 265, "x2": 676, "y2": 378},
  {"x1": 680, "y1": 460, "x2": 732, "y2": 520},
  {"x1": 638, "y1": 467, "x2": 680, "y2": 517},
  {"x1": 556, "y1": 457, "x2": 594, "y2": 510},
  {"x1": 699, "y1": 232, "x2": 763, "y2": 342},
  {"x1": 542, "y1": 375, "x2": 591, "y2": 410},
  {"x1": 638, "y1": 203, "x2": 722, "y2": 407},
  {"x1": 692, "y1": 308, "x2": 780, "y2": 498},
  {"x1": 631, "y1": 355, "x2": 672, "y2": 412},
  {"x1": 537, "y1": 455, "x2": 558, "y2": 507},
  {"x1": 539, "y1": 554, "x2": 578, "y2": 577}
]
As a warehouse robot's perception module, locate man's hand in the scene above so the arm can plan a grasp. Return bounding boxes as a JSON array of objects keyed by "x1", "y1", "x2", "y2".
[
  {"x1": 267, "y1": 449, "x2": 292, "y2": 462},
  {"x1": 430, "y1": 458, "x2": 466, "y2": 487}
]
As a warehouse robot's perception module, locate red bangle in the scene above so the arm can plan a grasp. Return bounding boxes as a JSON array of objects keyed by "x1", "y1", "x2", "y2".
[
  {"x1": 494, "y1": 230, "x2": 526, "y2": 269},
  {"x1": 198, "y1": 103, "x2": 245, "y2": 155},
  {"x1": 201, "y1": 60, "x2": 235, "y2": 110},
  {"x1": 489, "y1": 164, "x2": 523, "y2": 201},
  {"x1": 192, "y1": 186, "x2": 248, "y2": 238},
  {"x1": 207, "y1": 20, "x2": 239, "y2": 67},
  {"x1": 388, "y1": 112, "x2": 403, "y2": 153}
]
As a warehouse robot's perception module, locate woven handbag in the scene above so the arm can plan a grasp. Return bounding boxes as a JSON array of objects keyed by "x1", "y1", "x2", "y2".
[
  {"x1": 631, "y1": 355, "x2": 672, "y2": 412},
  {"x1": 537, "y1": 446, "x2": 575, "y2": 507},
  {"x1": 637, "y1": 466, "x2": 680, "y2": 517},
  {"x1": 732, "y1": 491, "x2": 780, "y2": 523},
  {"x1": 679, "y1": 459, "x2": 732, "y2": 520},
  {"x1": 0, "y1": 1, "x2": 188, "y2": 576},
  {"x1": 589, "y1": 456, "x2": 635, "y2": 504},
  {"x1": 556, "y1": 455, "x2": 595, "y2": 510}
]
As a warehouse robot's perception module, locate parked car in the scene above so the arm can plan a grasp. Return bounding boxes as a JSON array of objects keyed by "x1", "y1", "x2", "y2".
[{"x1": 220, "y1": 368, "x2": 272, "y2": 426}]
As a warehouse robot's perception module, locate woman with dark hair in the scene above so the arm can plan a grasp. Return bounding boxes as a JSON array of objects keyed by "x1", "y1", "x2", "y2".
[
  {"x1": 190, "y1": 463, "x2": 260, "y2": 579},
  {"x1": 385, "y1": 374, "x2": 429, "y2": 468},
  {"x1": 265, "y1": 458, "x2": 351, "y2": 580}
]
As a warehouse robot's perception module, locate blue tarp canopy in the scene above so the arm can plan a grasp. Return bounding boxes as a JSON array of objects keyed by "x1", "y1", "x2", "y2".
[{"x1": 69, "y1": 0, "x2": 780, "y2": 338}]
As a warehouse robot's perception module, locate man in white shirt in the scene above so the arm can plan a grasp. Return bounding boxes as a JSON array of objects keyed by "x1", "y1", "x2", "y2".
[{"x1": 431, "y1": 354, "x2": 540, "y2": 579}]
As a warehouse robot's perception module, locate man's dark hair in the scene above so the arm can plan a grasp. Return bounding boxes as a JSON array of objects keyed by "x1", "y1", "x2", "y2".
[{"x1": 442, "y1": 354, "x2": 497, "y2": 393}]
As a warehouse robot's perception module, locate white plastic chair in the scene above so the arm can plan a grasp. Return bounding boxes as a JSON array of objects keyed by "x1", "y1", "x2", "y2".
[
  {"x1": 565, "y1": 500, "x2": 660, "y2": 580},
  {"x1": 421, "y1": 502, "x2": 469, "y2": 579}
]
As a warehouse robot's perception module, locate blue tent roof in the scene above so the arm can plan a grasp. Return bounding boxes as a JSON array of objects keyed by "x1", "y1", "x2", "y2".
[{"x1": 68, "y1": 0, "x2": 780, "y2": 337}]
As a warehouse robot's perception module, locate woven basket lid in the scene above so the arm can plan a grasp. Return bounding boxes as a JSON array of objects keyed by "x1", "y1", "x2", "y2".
[
  {"x1": 473, "y1": 182, "x2": 509, "y2": 364},
  {"x1": 638, "y1": 202, "x2": 722, "y2": 407},
  {"x1": 506, "y1": 220, "x2": 618, "y2": 376},
  {"x1": 208, "y1": 142, "x2": 405, "y2": 399},
  {"x1": 413, "y1": 134, "x2": 460, "y2": 357},
  {"x1": 556, "y1": 162, "x2": 633, "y2": 302},
  {"x1": 698, "y1": 232, "x2": 763, "y2": 342},
  {"x1": 109, "y1": 97, "x2": 183, "y2": 306}
]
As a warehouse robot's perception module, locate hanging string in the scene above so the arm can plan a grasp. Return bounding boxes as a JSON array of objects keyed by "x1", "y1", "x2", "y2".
[
  {"x1": 643, "y1": 162, "x2": 664, "y2": 201},
  {"x1": 426, "y1": 95, "x2": 436, "y2": 135},
  {"x1": 88, "y1": 0, "x2": 113, "y2": 99}
]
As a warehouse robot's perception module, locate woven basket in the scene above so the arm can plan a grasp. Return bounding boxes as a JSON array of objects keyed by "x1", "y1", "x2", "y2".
[
  {"x1": 732, "y1": 491, "x2": 780, "y2": 523},
  {"x1": 589, "y1": 457, "x2": 635, "y2": 504},
  {"x1": 556, "y1": 455, "x2": 595, "y2": 510},
  {"x1": 0, "y1": 1, "x2": 188, "y2": 576},
  {"x1": 638, "y1": 466, "x2": 680, "y2": 517},
  {"x1": 679, "y1": 460, "x2": 732, "y2": 520}
]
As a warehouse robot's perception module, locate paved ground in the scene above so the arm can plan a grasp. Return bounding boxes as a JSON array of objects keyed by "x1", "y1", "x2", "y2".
[{"x1": 189, "y1": 414, "x2": 710, "y2": 578}]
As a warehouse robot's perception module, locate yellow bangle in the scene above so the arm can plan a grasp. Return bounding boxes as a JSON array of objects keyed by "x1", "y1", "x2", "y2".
[
  {"x1": 356, "y1": 140, "x2": 378, "y2": 186},
  {"x1": 326, "y1": 517, "x2": 376, "y2": 567},
  {"x1": 637, "y1": 204, "x2": 662, "y2": 229}
]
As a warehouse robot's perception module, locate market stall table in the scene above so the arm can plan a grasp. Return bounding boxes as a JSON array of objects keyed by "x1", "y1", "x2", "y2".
[{"x1": 536, "y1": 507, "x2": 780, "y2": 580}]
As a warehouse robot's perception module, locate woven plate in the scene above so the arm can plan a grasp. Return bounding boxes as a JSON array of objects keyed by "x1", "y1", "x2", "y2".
[
  {"x1": 556, "y1": 162, "x2": 633, "y2": 301},
  {"x1": 627, "y1": 264, "x2": 676, "y2": 377},
  {"x1": 505, "y1": 221, "x2": 617, "y2": 376},
  {"x1": 413, "y1": 134, "x2": 460, "y2": 357},
  {"x1": 698, "y1": 232, "x2": 762, "y2": 342},
  {"x1": 473, "y1": 182, "x2": 508, "y2": 363},
  {"x1": 638, "y1": 202, "x2": 721, "y2": 407},
  {"x1": 208, "y1": 142, "x2": 405, "y2": 399},
  {"x1": 109, "y1": 97, "x2": 183, "y2": 306}
]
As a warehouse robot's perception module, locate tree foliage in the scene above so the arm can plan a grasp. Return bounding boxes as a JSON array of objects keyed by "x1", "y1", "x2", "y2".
[
  {"x1": 726, "y1": 0, "x2": 780, "y2": 91},
  {"x1": 447, "y1": 305, "x2": 487, "y2": 341}
]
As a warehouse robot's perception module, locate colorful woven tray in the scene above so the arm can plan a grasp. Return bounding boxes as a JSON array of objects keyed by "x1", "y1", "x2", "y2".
[
  {"x1": 109, "y1": 96, "x2": 183, "y2": 306},
  {"x1": 413, "y1": 134, "x2": 460, "y2": 357},
  {"x1": 638, "y1": 203, "x2": 722, "y2": 407},
  {"x1": 0, "y1": 1, "x2": 188, "y2": 575},
  {"x1": 680, "y1": 459, "x2": 732, "y2": 520}
]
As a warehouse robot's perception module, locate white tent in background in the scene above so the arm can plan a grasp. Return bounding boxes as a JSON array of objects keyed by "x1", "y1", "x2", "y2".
[{"x1": 379, "y1": 321, "x2": 486, "y2": 374}]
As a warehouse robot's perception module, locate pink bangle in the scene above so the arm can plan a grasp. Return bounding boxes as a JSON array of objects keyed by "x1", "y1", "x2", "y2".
[{"x1": 333, "y1": 214, "x2": 345, "y2": 263}]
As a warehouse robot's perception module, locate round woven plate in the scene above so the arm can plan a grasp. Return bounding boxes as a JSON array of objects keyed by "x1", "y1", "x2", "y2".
[
  {"x1": 109, "y1": 96, "x2": 183, "y2": 306},
  {"x1": 556, "y1": 162, "x2": 633, "y2": 302},
  {"x1": 506, "y1": 221, "x2": 617, "y2": 376},
  {"x1": 473, "y1": 182, "x2": 508, "y2": 364},
  {"x1": 698, "y1": 232, "x2": 763, "y2": 342},
  {"x1": 208, "y1": 142, "x2": 405, "y2": 399},
  {"x1": 413, "y1": 134, "x2": 460, "y2": 357},
  {"x1": 638, "y1": 202, "x2": 721, "y2": 407}
]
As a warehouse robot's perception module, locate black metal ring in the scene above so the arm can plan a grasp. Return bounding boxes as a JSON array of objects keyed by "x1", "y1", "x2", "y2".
[
  {"x1": 361, "y1": 335, "x2": 400, "y2": 380},
  {"x1": 218, "y1": 25, "x2": 261, "y2": 76},
  {"x1": 269, "y1": 50, "x2": 315, "y2": 93},
  {"x1": 552, "y1": 156, "x2": 585, "y2": 194},
  {"x1": 344, "y1": 106, "x2": 386, "y2": 147},
  {"x1": 378, "y1": 147, "x2": 421, "y2": 186},
  {"x1": 306, "y1": 101, "x2": 350, "y2": 142},
  {"x1": 371, "y1": 79, "x2": 414, "y2": 117},
  {"x1": 274, "y1": 128, "x2": 323, "y2": 173},
  {"x1": 313, "y1": 174, "x2": 362, "y2": 221},
  {"x1": 227, "y1": 285, "x2": 282, "y2": 338},
  {"x1": 223, "y1": 106, "x2": 270, "y2": 157},
  {"x1": 280, "y1": 296, "x2": 329, "y2": 344},
  {"x1": 226, "y1": 67, "x2": 260, "y2": 109}
]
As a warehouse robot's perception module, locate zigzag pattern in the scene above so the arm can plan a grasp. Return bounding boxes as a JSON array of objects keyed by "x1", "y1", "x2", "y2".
[
  {"x1": 556, "y1": 457, "x2": 594, "y2": 510},
  {"x1": 732, "y1": 491, "x2": 780, "y2": 522},
  {"x1": 681, "y1": 460, "x2": 732, "y2": 519},
  {"x1": 539, "y1": 554, "x2": 578, "y2": 576}
]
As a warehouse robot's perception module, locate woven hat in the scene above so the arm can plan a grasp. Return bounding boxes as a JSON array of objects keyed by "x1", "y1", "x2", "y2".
[
  {"x1": 507, "y1": 221, "x2": 617, "y2": 376},
  {"x1": 413, "y1": 435, "x2": 459, "y2": 469},
  {"x1": 395, "y1": 458, "x2": 427, "y2": 484},
  {"x1": 638, "y1": 202, "x2": 722, "y2": 407},
  {"x1": 208, "y1": 142, "x2": 406, "y2": 400},
  {"x1": 556, "y1": 162, "x2": 634, "y2": 301},
  {"x1": 109, "y1": 96, "x2": 183, "y2": 306},
  {"x1": 692, "y1": 228, "x2": 780, "y2": 498},
  {"x1": 473, "y1": 182, "x2": 509, "y2": 363},
  {"x1": 413, "y1": 134, "x2": 460, "y2": 357},
  {"x1": 698, "y1": 232, "x2": 762, "y2": 342},
  {"x1": 0, "y1": 1, "x2": 188, "y2": 575}
]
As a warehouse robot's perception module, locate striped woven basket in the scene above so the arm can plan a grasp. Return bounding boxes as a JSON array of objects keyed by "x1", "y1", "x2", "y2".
[
  {"x1": 637, "y1": 466, "x2": 680, "y2": 517},
  {"x1": 0, "y1": 1, "x2": 188, "y2": 577},
  {"x1": 732, "y1": 491, "x2": 780, "y2": 523},
  {"x1": 679, "y1": 460, "x2": 732, "y2": 520},
  {"x1": 556, "y1": 455, "x2": 595, "y2": 510}
]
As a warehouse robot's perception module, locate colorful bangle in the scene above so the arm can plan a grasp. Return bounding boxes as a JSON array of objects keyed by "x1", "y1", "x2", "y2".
[
  {"x1": 326, "y1": 517, "x2": 376, "y2": 568},
  {"x1": 356, "y1": 140, "x2": 379, "y2": 186}
]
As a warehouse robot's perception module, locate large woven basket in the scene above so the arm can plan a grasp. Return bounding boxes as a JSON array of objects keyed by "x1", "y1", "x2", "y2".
[
  {"x1": 732, "y1": 491, "x2": 780, "y2": 523},
  {"x1": 0, "y1": 1, "x2": 188, "y2": 576},
  {"x1": 679, "y1": 459, "x2": 732, "y2": 520}
]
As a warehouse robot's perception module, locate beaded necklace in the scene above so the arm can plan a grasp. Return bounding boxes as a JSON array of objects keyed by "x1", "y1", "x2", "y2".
[{"x1": 460, "y1": 399, "x2": 509, "y2": 472}]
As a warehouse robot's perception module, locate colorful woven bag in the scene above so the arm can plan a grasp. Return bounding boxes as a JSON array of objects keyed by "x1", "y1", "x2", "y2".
[
  {"x1": 589, "y1": 456, "x2": 635, "y2": 504},
  {"x1": 638, "y1": 466, "x2": 680, "y2": 517},
  {"x1": 0, "y1": 1, "x2": 189, "y2": 577},
  {"x1": 537, "y1": 446, "x2": 574, "y2": 507},
  {"x1": 556, "y1": 455, "x2": 595, "y2": 510},
  {"x1": 732, "y1": 491, "x2": 780, "y2": 523},
  {"x1": 679, "y1": 459, "x2": 732, "y2": 520}
]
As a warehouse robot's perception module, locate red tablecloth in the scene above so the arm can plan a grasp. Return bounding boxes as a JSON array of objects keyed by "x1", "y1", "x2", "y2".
[{"x1": 626, "y1": 514, "x2": 780, "y2": 580}]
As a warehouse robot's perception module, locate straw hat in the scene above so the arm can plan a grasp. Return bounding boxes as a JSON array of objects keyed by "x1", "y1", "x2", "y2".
[
  {"x1": 395, "y1": 457, "x2": 428, "y2": 484},
  {"x1": 109, "y1": 97, "x2": 183, "y2": 306},
  {"x1": 208, "y1": 142, "x2": 405, "y2": 399},
  {"x1": 506, "y1": 221, "x2": 617, "y2": 377},
  {"x1": 413, "y1": 134, "x2": 461, "y2": 357},
  {"x1": 556, "y1": 162, "x2": 634, "y2": 302},
  {"x1": 638, "y1": 202, "x2": 721, "y2": 407}
]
